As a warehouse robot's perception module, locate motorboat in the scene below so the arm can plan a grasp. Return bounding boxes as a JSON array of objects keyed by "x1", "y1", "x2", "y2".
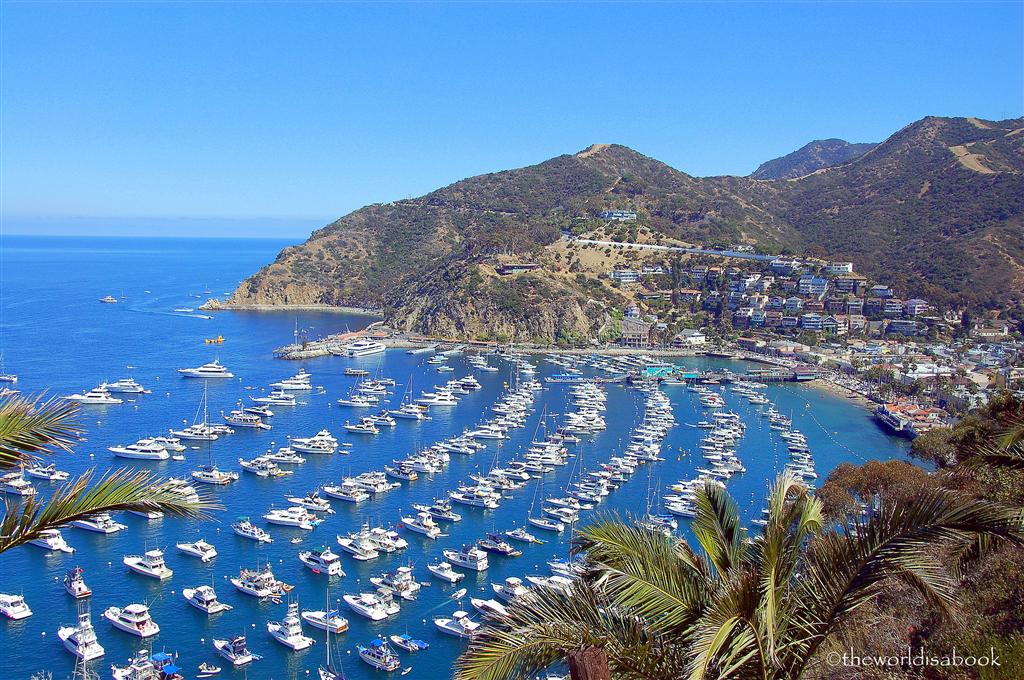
[
  {"x1": 239, "y1": 456, "x2": 291, "y2": 478},
  {"x1": 343, "y1": 339, "x2": 386, "y2": 357},
  {"x1": 434, "y1": 610, "x2": 481, "y2": 638},
  {"x1": 232, "y1": 518, "x2": 273, "y2": 543},
  {"x1": 357, "y1": 638, "x2": 401, "y2": 671},
  {"x1": 245, "y1": 403, "x2": 274, "y2": 418},
  {"x1": 271, "y1": 368, "x2": 314, "y2": 391},
  {"x1": 344, "y1": 367, "x2": 370, "y2": 376},
  {"x1": 71, "y1": 513, "x2": 127, "y2": 534},
  {"x1": 183, "y1": 585, "x2": 233, "y2": 614},
  {"x1": 0, "y1": 593, "x2": 32, "y2": 620},
  {"x1": 191, "y1": 465, "x2": 238, "y2": 485},
  {"x1": 299, "y1": 546, "x2": 346, "y2": 576},
  {"x1": 263, "y1": 506, "x2": 320, "y2": 530},
  {"x1": 343, "y1": 418, "x2": 379, "y2": 435},
  {"x1": 336, "y1": 532, "x2": 380, "y2": 561},
  {"x1": 231, "y1": 565, "x2": 289, "y2": 600},
  {"x1": 471, "y1": 597, "x2": 510, "y2": 618},
  {"x1": 0, "y1": 470, "x2": 35, "y2": 496},
  {"x1": 478, "y1": 532, "x2": 522, "y2": 557},
  {"x1": 427, "y1": 561, "x2": 464, "y2": 583},
  {"x1": 301, "y1": 608, "x2": 349, "y2": 634},
  {"x1": 366, "y1": 525, "x2": 409, "y2": 553},
  {"x1": 196, "y1": 662, "x2": 221, "y2": 678},
  {"x1": 400, "y1": 511, "x2": 444, "y2": 539},
  {"x1": 102, "y1": 378, "x2": 149, "y2": 394},
  {"x1": 104, "y1": 603, "x2": 160, "y2": 637},
  {"x1": 265, "y1": 447, "x2": 306, "y2": 465},
  {"x1": 213, "y1": 635, "x2": 260, "y2": 666},
  {"x1": 58, "y1": 609, "x2": 105, "y2": 660},
  {"x1": 99, "y1": 295, "x2": 118, "y2": 303},
  {"x1": 443, "y1": 545, "x2": 489, "y2": 571},
  {"x1": 389, "y1": 403, "x2": 429, "y2": 420},
  {"x1": 323, "y1": 481, "x2": 370, "y2": 503},
  {"x1": 123, "y1": 548, "x2": 173, "y2": 579},
  {"x1": 223, "y1": 408, "x2": 271, "y2": 429},
  {"x1": 172, "y1": 423, "x2": 219, "y2": 441},
  {"x1": 528, "y1": 515, "x2": 565, "y2": 533},
  {"x1": 491, "y1": 576, "x2": 529, "y2": 602},
  {"x1": 109, "y1": 439, "x2": 170, "y2": 460},
  {"x1": 344, "y1": 591, "x2": 400, "y2": 621},
  {"x1": 178, "y1": 360, "x2": 234, "y2": 379},
  {"x1": 64, "y1": 386, "x2": 123, "y2": 404},
  {"x1": 111, "y1": 650, "x2": 184, "y2": 680},
  {"x1": 389, "y1": 633, "x2": 429, "y2": 652},
  {"x1": 370, "y1": 566, "x2": 421, "y2": 601},
  {"x1": 287, "y1": 491, "x2": 334, "y2": 514},
  {"x1": 29, "y1": 527, "x2": 75, "y2": 553},
  {"x1": 289, "y1": 429, "x2": 339, "y2": 454},
  {"x1": 268, "y1": 601, "x2": 315, "y2": 651},
  {"x1": 336, "y1": 393, "x2": 378, "y2": 407},
  {"x1": 412, "y1": 499, "x2": 462, "y2": 522},
  {"x1": 385, "y1": 464, "x2": 418, "y2": 481},
  {"x1": 525, "y1": 574, "x2": 575, "y2": 594},
  {"x1": 25, "y1": 463, "x2": 70, "y2": 482},
  {"x1": 64, "y1": 566, "x2": 92, "y2": 598},
  {"x1": 176, "y1": 538, "x2": 218, "y2": 562},
  {"x1": 251, "y1": 389, "x2": 297, "y2": 405},
  {"x1": 505, "y1": 527, "x2": 543, "y2": 544}
]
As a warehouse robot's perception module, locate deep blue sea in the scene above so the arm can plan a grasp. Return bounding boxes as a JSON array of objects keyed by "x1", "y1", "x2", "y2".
[{"x1": 0, "y1": 236, "x2": 911, "y2": 680}]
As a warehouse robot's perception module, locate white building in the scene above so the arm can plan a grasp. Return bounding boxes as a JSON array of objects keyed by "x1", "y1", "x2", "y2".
[
  {"x1": 824, "y1": 261, "x2": 854, "y2": 276},
  {"x1": 673, "y1": 329, "x2": 707, "y2": 347}
]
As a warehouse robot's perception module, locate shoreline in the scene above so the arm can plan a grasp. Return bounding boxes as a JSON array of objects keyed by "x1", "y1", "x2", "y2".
[{"x1": 201, "y1": 300, "x2": 384, "y2": 316}]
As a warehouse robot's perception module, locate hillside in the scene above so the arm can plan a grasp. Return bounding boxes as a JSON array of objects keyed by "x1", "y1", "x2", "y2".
[
  {"x1": 227, "y1": 116, "x2": 1024, "y2": 340},
  {"x1": 750, "y1": 139, "x2": 877, "y2": 179}
]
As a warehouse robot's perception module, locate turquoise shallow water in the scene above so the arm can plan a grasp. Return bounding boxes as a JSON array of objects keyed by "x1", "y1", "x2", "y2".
[{"x1": 0, "y1": 236, "x2": 911, "y2": 679}]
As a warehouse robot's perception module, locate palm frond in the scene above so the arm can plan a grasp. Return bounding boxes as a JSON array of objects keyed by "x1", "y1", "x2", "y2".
[
  {"x1": 0, "y1": 394, "x2": 81, "y2": 469},
  {"x1": 0, "y1": 468, "x2": 219, "y2": 553},
  {"x1": 692, "y1": 480, "x2": 747, "y2": 577}
]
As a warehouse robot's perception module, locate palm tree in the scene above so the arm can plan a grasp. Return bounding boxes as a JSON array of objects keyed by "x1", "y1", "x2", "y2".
[
  {"x1": 456, "y1": 472, "x2": 1024, "y2": 680},
  {"x1": 0, "y1": 394, "x2": 217, "y2": 553}
]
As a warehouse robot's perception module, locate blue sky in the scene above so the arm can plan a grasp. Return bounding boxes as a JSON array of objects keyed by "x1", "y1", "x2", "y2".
[{"x1": 1, "y1": 1, "x2": 1021, "y2": 238}]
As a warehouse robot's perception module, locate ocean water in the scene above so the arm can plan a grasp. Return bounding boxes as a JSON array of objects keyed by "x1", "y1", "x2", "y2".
[{"x1": 0, "y1": 236, "x2": 912, "y2": 680}]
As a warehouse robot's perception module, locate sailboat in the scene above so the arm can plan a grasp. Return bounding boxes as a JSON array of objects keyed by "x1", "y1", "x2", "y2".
[
  {"x1": 527, "y1": 467, "x2": 563, "y2": 532},
  {"x1": 189, "y1": 383, "x2": 238, "y2": 486},
  {"x1": 319, "y1": 584, "x2": 347, "y2": 680},
  {"x1": 0, "y1": 353, "x2": 16, "y2": 384}
]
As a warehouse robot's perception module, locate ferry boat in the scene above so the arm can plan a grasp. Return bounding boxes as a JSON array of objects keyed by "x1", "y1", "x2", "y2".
[
  {"x1": 299, "y1": 546, "x2": 345, "y2": 576},
  {"x1": 29, "y1": 527, "x2": 75, "y2": 553},
  {"x1": 0, "y1": 470, "x2": 35, "y2": 496},
  {"x1": 214, "y1": 635, "x2": 260, "y2": 666},
  {"x1": 109, "y1": 439, "x2": 171, "y2": 460},
  {"x1": 357, "y1": 638, "x2": 400, "y2": 671},
  {"x1": 183, "y1": 585, "x2": 232, "y2": 614},
  {"x1": 25, "y1": 463, "x2": 70, "y2": 482},
  {"x1": 344, "y1": 339, "x2": 386, "y2": 357},
  {"x1": 71, "y1": 512, "x2": 127, "y2": 534},
  {"x1": 104, "y1": 603, "x2": 160, "y2": 637},
  {"x1": 434, "y1": 610, "x2": 481, "y2": 638},
  {"x1": 178, "y1": 360, "x2": 234, "y2": 379},
  {"x1": 301, "y1": 608, "x2": 349, "y2": 634},
  {"x1": 427, "y1": 561, "x2": 464, "y2": 583},
  {"x1": 232, "y1": 518, "x2": 273, "y2": 543},
  {"x1": 111, "y1": 650, "x2": 185, "y2": 680},
  {"x1": 268, "y1": 601, "x2": 315, "y2": 651},
  {"x1": 176, "y1": 538, "x2": 218, "y2": 562},
  {"x1": 123, "y1": 548, "x2": 173, "y2": 579},
  {"x1": 58, "y1": 608, "x2": 105, "y2": 660},
  {"x1": 102, "y1": 378, "x2": 149, "y2": 393},
  {"x1": 443, "y1": 545, "x2": 489, "y2": 571},
  {"x1": 370, "y1": 566, "x2": 421, "y2": 601},
  {"x1": 344, "y1": 591, "x2": 400, "y2": 621},
  {"x1": 0, "y1": 593, "x2": 32, "y2": 620}
]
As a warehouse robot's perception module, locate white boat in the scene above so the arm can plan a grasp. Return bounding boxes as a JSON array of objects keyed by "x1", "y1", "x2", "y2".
[
  {"x1": 336, "y1": 533, "x2": 380, "y2": 561},
  {"x1": 344, "y1": 592, "x2": 399, "y2": 621},
  {"x1": 111, "y1": 649, "x2": 184, "y2": 680},
  {"x1": 271, "y1": 368, "x2": 314, "y2": 391},
  {"x1": 263, "y1": 506, "x2": 319, "y2": 530},
  {"x1": 299, "y1": 546, "x2": 346, "y2": 576},
  {"x1": 245, "y1": 403, "x2": 274, "y2": 418},
  {"x1": 109, "y1": 439, "x2": 171, "y2": 460},
  {"x1": 239, "y1": 456, "x2": 292, "y2": 478},
  {"x1": 183, "y1": 585, "x2": 233, "y2": 614},
  {"x1": 0, "y1": 470, "x2": 35, "y2": 496},
  {"x1": 323, "y1": 481, "x2": 370, "y2": 503},
  {"x1": 223, "y1": 408, "x2": 271, "y2": 429},
  {"x1": 369, "y1": 566, "x2": 421, "y2": 601},
  {"x1": 64, "y1": 386, "x2": 123, "y2": 404},
  {"x1": 343, "y1": 339, "x2": 386, "y2": 357},
  {"x1": 265, "y1": 447, "x2": 305, "y2": 465},
  {"x1": 58, "y1": 609, "x2": 105, "y2": 660},
  {"x1": 400, "y1": 511, "x2": 444, "y2": 539},
  {"x1": 289, "y1": 429, "x2": 339, "y2": 454},
  {"x1": 287, "y1": 491, "x2": 334, "y2": 513},
  {"x1": 251, "y1": 389, "x2": 297, "y2": 405},
  {"x1": 492, "y1": 576, "x2": 529, "y2": 602},
  {"x1": 25, "y1": 463, "x2": 70, "y2": 481},
  {"x1": 63, "y1": 566, "x2": 92, "y2": 598},
  {"x1": 29, "y1": 527, "x2": 75, "y2": 553},
  {"x1": 389, "y1": 403, "x2": 429, "y2": 420},
  {"x1": 389, "y1": 633, "x2": 430, "y2": 653},
  {"x1": 357, "y1": 638, "x2": 401, "y2": 671},
  {"x1": 99, "y1": 295, "x2": 118, "y2": 303},
  {"x1": 214, "y1": 635, "x2": 260, "y2": 666},
  {"x1": 178, "y1": 360, "x2": 234, "y2": 378},
  {"x1": 104, "y1": 603, "x2": 160, "y2": 637},
  {"x1": 102, "y1": 378, "x2": 149, "y2": 393},
  {"x1": 231, "y1": 565, "x2": 289, "y2": 599},
  {"x1": 232, "y1": 518, "x2": 273, "y2": 543},
  {"x1": 443, "y1": 545, "x2": 489, "y2": 571},
  {"x1": 471, "y1": 597, "x2": 509, "y2": 618},
  {"x1": 427, "y1": 561, "x2": 464, "y2": 583},
  {"x1": 301, "y1": 608, "x2": 349, "y2": 634},
  {"x1": 176, "y1": 538, "x2": 218, "y2": 562},
  {"x1": 0, "y1": 593, "x2": 32, "y2": 620},
  {"x1": 268, "y1": 601, "x2": 315, "y2": 651},
  {"x1": 434, "y1": 610, "x2": 481, "y2": 638},
  {"x1": 343, "y1": 418, "x2": 379, "y2": 435},
  {"x1": 528, "y1": 515, "x2": 565, "y2": 533},
  {"x1": 71, "y1": 513, "x2": 127, "y2": 534},
  {"x1": 123, "y1": 548, "x2": 173, "y2": 579}
]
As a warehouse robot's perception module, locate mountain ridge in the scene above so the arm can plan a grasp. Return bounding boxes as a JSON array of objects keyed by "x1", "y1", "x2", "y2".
[{"x1": 750, "y1": 138, "x2": 878, "y2": 180}]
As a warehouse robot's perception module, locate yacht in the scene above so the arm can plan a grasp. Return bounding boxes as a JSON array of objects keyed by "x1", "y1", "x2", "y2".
[
  {"x1": 389, "y1": 633, "x2": 429, "y2": 652},
  {"x1": 178, "y1": 360, "x2": 234, "y2": 378},
  {"x1": 367, "y1": 525, "x2": 409, "y2": 553},
  {"x1": 104, "y1": 603, "x2": 160, "y2": 637},
  {"x1": 471, "y1": 597, "x2": 510, "y2": 618},
  {"x1": 357, "y1": 638, "x2": 401, "y2": 671},
  {"x1": 390, "y1": 402, "x2": 429, "y2": 420},
  {"x1": 0, "y1": 593, "x2": 32, "y2": 620},
  {"x1": 58, "y1": 608, "x2": 105, "y2": 660},
  {"x1": 492, "y1": 576, "x2": 529, "y2": 602},
  {"x1": 528, "y1": 515, "x2": 565, "y2": 533},
  {"x1": 251, "y1": 389, "x2": 297, "y2": 405},
  {"x1": 265, "y1": 446, "x2": 306, "y2": 465},
  {"x1": 343, "y1": 418, "x2": 379, "y2": 434},
  {"x1": 183, "y1": 585, "x2": 233, "y2": 614},
  {"x1": 71, "y1": 513, "x2": 127, "y2": 534},
  {"x1": 103, "y1": 378, "x2": 149, "y2": 394},
  {"x1": 271, "y1": 368, "x2": 314, "y2": 391},
  {"x1": 191, "y1": 464, "x2": 238, "y2": 485},
  {"x1": 64, "y1": 386, "x2": 123, "y2": 404},
  {"x1": 63, "y1": 566, "x2": 92, "y2": 598},
  {"x1": 479, "y1": 532, "x2": 522, "y2": 557},
  {"x1": 289, "y1": 429, "x2": 339, "y2": 454},
  {"x1": 232, "y1": 518, "x2": 273, "y2": 543},
  {"x1": 299, "y1": 546, "x2": 346, "y2": 576},
  {"x1": 29, "y1": 527, "x2": 75, "y2": 553},
  {"x1": 111, "y1": 650, "x2": 185, "y2": 680},
  {"x1": 231, "y1": 565, "x2": 289, "y2": 599},
  {"x1": 25, "y1": 463, "x2": 70, "y2": 482},
  {"x1": 0, "y1": 471, "x2": 35, "y2": 496},
  {"x1": 123, "y1": 548, "x2": 173, "y2": 580},
  {"x1": 525, "y1": 574, "x2": 575, "y2": 594},
  {"x1": 434, "y1": 610, "x2": 481, "y2": 638},
  {"x1": 412, "y1": 499, "x2": 462, "y2": 522},
  {"x1": 370, "y1": 566, "x2": 421, "y2": 601},
  {"x1": 427, "y1": 561, "x2": 464, "y2": 583},
  {"x1": 344, "y1": 591, "x2": 400, "y2": 621},
  {"x1": 99, "y1": 295, "x2": 118, "y2": 303},
  {"x1": 287, "y1": 490, "x2": 334, "y2": 513},
  {"x1": 301, "y1": 608, "x2": 349, "y2": 634},
  {"x1": 268, "y1": 601, "x2": 315, "y2": 651},
  {"x1": 109, "y1": 439, "x2": 171, "y2": 460},
  {"x1": 176, "y1": 538, "x2": 218, "y2": 562},
  {"x1": 245, "y1": 403, "x2": 275, "y2": 418},
  {"x1": 323, "y1": 481, "x2": 370, "y2": 503},
  {"x1": 223, "y1": 407, "x2": 271, "y2": 429},
  {"x1": 336, "y1": 533, "x2": 380, "y2": 561},
  {"x1": 214, "y1": 635, "x2": 260, "y2": 666},
  {"x1": 344, "y1": 339, "x2": 386, "y2": 357},
  {"x1": 263, "y1": 506, "x2": 319, "y2": 530},
  {"x1": 400, "y1": 511, "x2": 444, "y2": 539},
  {"x1": 505, "y1": 527, "x2": 543, "y2": 544},
  {"x1": 336, "y1": 393, "x2": 378, "y2": 407},
  {"x1": 443, "y1": 545, "x2": 489, "y2": 571},
  {"x1": 240, "y1": 456, "x2": 291, "y2": 478}
]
